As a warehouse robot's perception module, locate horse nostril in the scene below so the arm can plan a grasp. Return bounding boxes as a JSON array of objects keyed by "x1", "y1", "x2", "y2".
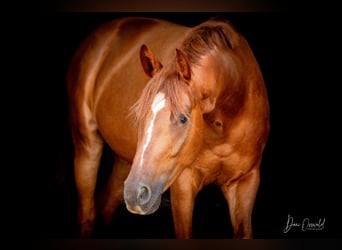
[{"x1": 137, "y1": 185, "x2": 151, "y2": 206}]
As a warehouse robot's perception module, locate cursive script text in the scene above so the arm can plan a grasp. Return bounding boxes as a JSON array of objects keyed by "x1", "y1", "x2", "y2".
[{"x1": 283, "y1": 214, "x2": 325, "y2": 234}]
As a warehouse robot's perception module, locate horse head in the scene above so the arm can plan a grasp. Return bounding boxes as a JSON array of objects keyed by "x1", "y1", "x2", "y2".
[{"x1": 123, "y1": 44, "x2": 220, "y2": 214}]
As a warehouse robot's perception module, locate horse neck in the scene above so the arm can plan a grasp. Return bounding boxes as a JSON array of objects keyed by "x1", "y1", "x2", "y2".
[
  {"x1": 196, "y1": 50, "x2": 245, "y2": 107},
  {"x1": 219, "y1": 47, "x2": 267, "y2": 120}
]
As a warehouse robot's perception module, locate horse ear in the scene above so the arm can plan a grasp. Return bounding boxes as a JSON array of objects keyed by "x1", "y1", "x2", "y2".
[
  {"x1": 175, "y1": 48, "x2": 215, "y2": 113},
  {"x1": 175, "y1": 48, "x2": 191, "y2": 81},
  {"x1": 140, "y1": 44, "x2": 163, "y2": 78}
]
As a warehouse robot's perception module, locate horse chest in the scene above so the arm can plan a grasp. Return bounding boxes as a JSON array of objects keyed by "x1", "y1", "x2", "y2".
[{"x1": 196, "y1": 133, "x2": 250, "y2": 186}]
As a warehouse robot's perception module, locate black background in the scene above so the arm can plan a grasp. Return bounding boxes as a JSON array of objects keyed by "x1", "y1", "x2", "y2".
[{"x1": 33, "y1": 11, "x2": 341, "y2": 241}]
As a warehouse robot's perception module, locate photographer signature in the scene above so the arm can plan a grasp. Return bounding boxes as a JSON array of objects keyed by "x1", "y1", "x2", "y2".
[{"x1": 283, "y1": 214, "x2": 325, "y2": 233}]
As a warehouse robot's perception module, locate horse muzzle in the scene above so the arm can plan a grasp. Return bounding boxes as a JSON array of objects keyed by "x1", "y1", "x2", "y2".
[{"x1": 123, "y1": 181, "x2": 163, "y2": 215}]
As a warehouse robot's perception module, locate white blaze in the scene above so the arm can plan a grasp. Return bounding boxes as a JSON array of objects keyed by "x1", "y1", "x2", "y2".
[{"x1": 139, "y1": 92, "x2": 166, "y2": 167}]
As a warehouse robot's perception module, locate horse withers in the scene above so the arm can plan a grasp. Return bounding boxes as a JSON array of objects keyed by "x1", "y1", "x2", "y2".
[{"x1": 67, "y1": 16, "x2": 270, "y2": 238}]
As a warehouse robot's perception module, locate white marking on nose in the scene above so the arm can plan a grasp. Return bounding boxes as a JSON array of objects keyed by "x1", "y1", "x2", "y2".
[{"x1": 139, "y1": 92, "x2": 166, "y2": 167}]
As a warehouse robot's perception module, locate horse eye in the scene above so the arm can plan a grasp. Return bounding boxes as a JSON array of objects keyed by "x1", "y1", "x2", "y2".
[{"x1": 179, "y1": 114, "x2": 188, "y2": 124}]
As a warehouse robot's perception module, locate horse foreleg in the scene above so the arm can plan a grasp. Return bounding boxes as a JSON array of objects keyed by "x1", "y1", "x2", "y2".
[
  {"x1": 220, "y1": 166, "x2": 260, "y2": 239},
  {"x1": 170, "y1": 168, "x2": 200, "y2": 239},
  {"x1": 99, "y1": 157, "x2": 131, "y2": 224},
  {"x1": 74, "y1": 138, "x2": 103, "y2": 238}
]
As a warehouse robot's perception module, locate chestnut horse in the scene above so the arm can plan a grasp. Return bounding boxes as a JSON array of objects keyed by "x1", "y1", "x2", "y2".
[{"x1": 67, "y1": 17, "x2": 270, "y2": 239}]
